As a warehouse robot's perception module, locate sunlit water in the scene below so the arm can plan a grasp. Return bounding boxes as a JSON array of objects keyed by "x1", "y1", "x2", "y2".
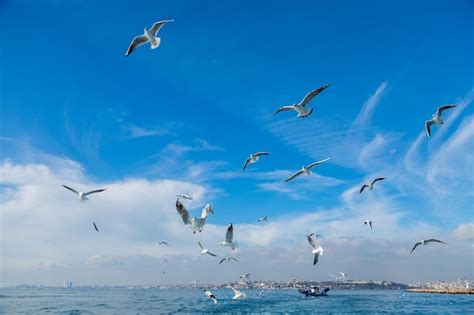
[{"x1": 1, "y1": 288, "x2": 473, "y2": 314}]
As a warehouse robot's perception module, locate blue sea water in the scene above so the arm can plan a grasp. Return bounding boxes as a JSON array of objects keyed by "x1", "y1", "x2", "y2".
[{"x1": 0, "y1": 288, "x2": 473, "y2": 314}]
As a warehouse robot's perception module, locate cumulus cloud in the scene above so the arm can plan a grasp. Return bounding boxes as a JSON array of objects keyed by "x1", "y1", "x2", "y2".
[{"x1": 452, "y1": 224, "x2": 474, "y2": 241}]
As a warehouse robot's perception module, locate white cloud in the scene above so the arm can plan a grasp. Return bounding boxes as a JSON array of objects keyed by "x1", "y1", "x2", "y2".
[
  {"x1": 452, "y1": 224, "x2": 474, "y2": 241},
  {"x1": 125, "y1": 124, "x2": 170, "y2": 139},
  {"x1": 352, "y1": 81, "x2": 388, "y2": 129}
]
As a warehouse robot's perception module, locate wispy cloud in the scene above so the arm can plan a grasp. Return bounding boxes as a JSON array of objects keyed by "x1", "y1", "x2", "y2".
[
  {"x1": 124, "y1": 124, "x2": 170, "y2": 139},
  {"x1": 352, "y1": 81, "x2": 388, "y2": 129}
]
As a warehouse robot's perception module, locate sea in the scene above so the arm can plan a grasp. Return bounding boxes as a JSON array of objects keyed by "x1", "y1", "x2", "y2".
[{"x1": 1, "y1": 287, "x2": 473, "y2": 314}]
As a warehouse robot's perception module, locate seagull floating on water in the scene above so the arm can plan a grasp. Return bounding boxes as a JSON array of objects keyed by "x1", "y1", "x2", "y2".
[
  {"x1": 218, "y1": 224, "x2": 238, "y2": 250},
  {"x1": 242, "y1": 152, "x2": 270, "y2": 171},
  {"x1": 410, "y1": 239, "x2": 447, "y2": 254},
  {"x1": 62, "y1": 185, "x2": 106, "y2": 202},
  {"x1": 177, "y1": 193, "x2": 193, "y2": 200},
  {"x1": 307, "y1": 234, "x2": 324, "y2": 265},
  {"x1": 364, "y1": 220, "x2": 373, "y2": 229},
  {"x1": 258, "y1": 216, "x2": 269, "y2": 223},
  {"x1": 176, "y1": 199, "x2": 214, "y2": 233},
  {"x1": 283, "y1": 158, "x2": 330, "y2": 182},
  {"x1": 203, "y1": 289, "x2": 218, "y2": 304},
  {"x1": 425, "y1": 104, "x2": 457, "y2": 138},
  {"x1": 198, "y1": 241, "x2": 218, "y2": 257},
  {"x1": 231, "y1": 287, "x2": 246, "y2": 300},
  {"x1": 273, "y1": 84, "x2": 330, "y2": 118},
  {"x1": 125, "y1": 20, "x2": 174, "y2": 56},
  {"x1": 359, "y1": 177, "x2": 386, "y2": 194},
  {"x1": 219, "y1": 257, "x2": 238, "y2": 264},
  {"x1": 93, "y1": 222, "x2": 99, "y2": 232}
]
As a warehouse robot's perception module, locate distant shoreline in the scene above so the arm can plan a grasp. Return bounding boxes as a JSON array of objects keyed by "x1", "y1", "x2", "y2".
[{"x1": 407, "y1": 288, "x2": 474, "y2": 295}]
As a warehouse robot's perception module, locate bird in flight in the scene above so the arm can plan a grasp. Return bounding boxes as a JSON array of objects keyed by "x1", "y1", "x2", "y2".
[
  {"x1": 93, "y1": 222, "x2": 99, "y2": 232},
  {"x1": 258, "y1": 216, "x2": 269, "y2": 223},
  {"x1": 242, "y1": 152, "x2": 270, "y2": 171},
  {"x1": 62, "y1": 185, "x2": 106, "y2": 202},
  {"x1": 203, "y1": 289, "x2": 218, "y2": 304},
  {"x1": 154, "y1": 241, "x2": 168, "y2": 247},
  {"x1": 307, "y1": 234, "x2": 324, "y2": 265},
  {"x1": 283, "y1": 158, "x2": 330, "y2": 182},
  {"x1": 240, "y1": 273, "x2": 251, "y2": 281},
  {"x1": 231, "y1": 287, "x2": 246, "y2": 300},
  {"x1": 410, "y1": 239, "x2": 447, "y2": 254},
  {"x1": 307, "y1": 233, "x2": 324, "y2": 239},
  {"x1": 125, "y1": 19, "x2": 174, "y2": 56},
  {"x1": 425, "y1": 104, "x2": 457, "y2": 138},
  {"x1": 273, "y1": 84, "x2": 330, "y2": 118},
  {"x1": 219, "y1": 257, "x2": 238, "y2": 264},
  {"x1": 364, "y1": 220, "x2": 373, "y2": 229},
  {"x1": 176, "y1": 200, "x2": 214, "y2": 233},
  {"x1": 218, "y1": 224, "x2": 238, "y2": 250},
  {"x1": 198, "y1": 241, "x2": 218, "y2": 257},
  {"x1": 359, "y1": 177, "x2": 386, "y2": 194}
]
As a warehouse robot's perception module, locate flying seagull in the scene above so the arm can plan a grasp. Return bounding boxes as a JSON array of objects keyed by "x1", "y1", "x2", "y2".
[
  {"x1": 425, "y1": 104, "x2": 457, "y2": 138},
  {"x1": 93, "y1": 222, "x2": 99, "y2": 232},
  {"x1": 364, "y1": 220, "x2": 373, "y2": 229},
  {"x1": 218, "y1": 223, "x2": 238, "y2": 250},
  {"x1": 307, "y1": 234, "x2": 324, "y2": 265},
  {"x1": 176, "y1": 199, "x2": 214, "y2": 233},
  {"x1": 338, "y1": 271, "x2": 347, "y2": 278},
  {"x1": 307, "y1": 233, "x2": 324, "y2": 239},
  {"x1": 203, "y1": 289, "x2": 218, "y2": 304},
  {"x1": 231, "y1": 287, "x2": 246, "y2": 300},
  {"x1": 177, "y1": 193, "x2": 193, "y2": 200},
  {"x1": 125, "y1": 19, "x2": 174, "y2": 56},
  {"x1": 242, "y1": 152, "x2": 270, "y2": 171},
  {"x1": 329, "y1": 271, "x2": 346, "y2": 280},
  {"x1": 273, "y1": 84, "x2": 330, "y2": 118},
  {"x1": 283, "y1": 158, "x2": 330, "y2": 182},
  {"x1": 258, "y1": 216, "x2": 269, "y2": 223},
  {"x1": 198, "y1": 241, "x2": 218, "y2": 257},
  {"x1": 219, "y1": 257, "x2": 238, "y2": 264},
  {"x1": 62, "y1": 185, "x2": 106, "y2": 202},
  {"x1": 359, "y1": 177, "x2": 386, "y2": 194},
  {"x1": 410, "y1": 239, "x2": 447, "y2": 254},
  {"x1": 154, "y1": 241, "x2": 168, "y2": 247},
  {"x1": 240, "y1": 273, "x2": 251, "y2": 280}
]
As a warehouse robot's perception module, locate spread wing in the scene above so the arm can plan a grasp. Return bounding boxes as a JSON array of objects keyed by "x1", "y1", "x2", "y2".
[
  {"x1": 436, "y1": 104, "x2": 457, "y2": 117},
  {"x1": 230, "y1": 258, "x2": 238, "y2": 262},
  {"x1": 150, "y1": 19, "x2": 174, "y2": 35},
  {"x1": 307, "y1": 234, "x2": 316, "y2": 249},
  {"x1": 274, "y1": 105, "x2": 295, "y2": 114},
  {"x1": 125, "y1": 35, "x2": 148, "y2": 56},
  {"x1": 283, "y1": 170, "x2": 304, "y2": 182},
  {"x1": 201, "y1": 204, "x2": 213, "y2": 218},
  {"x1": 254, "y1": 152, "x2": 270, "y2": 157},
  {"x1": 93, "y1": 222, "x2": 99, "y2": 232},
  {"x1": 359, "y1": 184, "x2": 369, "y2": 194},
  {"x1": 242, "y1": 157, "x2": 252, "y2": 171},
  {"x1": 176, "y1": 200, "x2": 190, "y2": 224},
  {"x1": 62, "y1": 185, "x2": 79, "y2": 195},
  {"x1": 299, "y1": 83, "x2": 330, "y2": 107},
  {"x1": 207, "y1": 251, "x2": 217, "y2": 257},
  {"x1": 198, "y1": 241, "x2": 204, "y2": 250},
  {"x1": 313, "y1": 252, "x2": 321, "y2": 265},
  {"x1": 84, "y1": 189, "x2": 106, "y2": 196},
  {"x1": 307, "y1": 158, "x2": 330, "y2": 169},
  {"x1": 425, "y1": 119, "x2": 436, "y2": 138},
  {"x1": 219, "y1": 258, "x2": 226, "y2": 264},
  {"x1": 371, "y1": 177, "x2": 386, "y2": 185},
  {"x1": 410, "y1": 242, "x2": 422, "y2": 254},
  {"x1": 225, "y1": 224, "x2": 233, "y2": 242},
  {"x1": 426, "y1": 239, "x2": 446, "y2": 244}
]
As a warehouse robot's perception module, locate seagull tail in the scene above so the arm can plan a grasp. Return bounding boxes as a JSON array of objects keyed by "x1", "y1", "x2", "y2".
[{"x1": 151, "y1": 37, "x2": 161, "y2": 49}]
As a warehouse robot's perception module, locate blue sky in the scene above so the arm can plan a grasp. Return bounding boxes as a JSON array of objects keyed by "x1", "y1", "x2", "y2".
[{"x1": 1, "y1": 0, "x2": 473, "y2": 285}]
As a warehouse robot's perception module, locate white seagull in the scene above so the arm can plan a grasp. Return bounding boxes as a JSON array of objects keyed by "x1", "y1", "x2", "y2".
[
  {"x1": 62, "y1": 185, "x2": 106, "y2": 202},
  {"x1": 410, "y1": 239, "x2": 447, "y2": 254},
  {"x1": 154, "y1": 241, "x2": 168, "y2": 247},
  {"x1": 177, "y1": 193, "x2": 193, "y2": 200},
  {"x1": 203, "y1": 289, "x2": 218, "y2": 304},
  {"x1": 125, "y1": 20, "x2": 174, "y2": 56},
  {"x1": 307, "y1": 234, "x2": 324, "y2": 265},
  {"x1": 240, "y1": 273, "x2": 251, "y2": 281},
  {"x1": 273, "y1": 84, "x2": 330, "y2": 118},
  {"x1": 364, "y1": 220, "x2": 373, "y2": 229},
  {"x1": 219, "y1": 257, "x2": 238, "y2": 264},
  {"x1": 218, "y1": 224, "x2": 238, "y2": 250},
  {"x1": 231, "y1": 287, "x2": 246, "y2": 300},
  {"x1": 198, "y1": 241, "x2": 218, "y2": 257},
  {"x1": 359, "y1": 177, "x2": 386, "y2": 194},
  {"x1": 329, "y1": 271, "x2": 346, "y2": 280},
  {"x1": 283, "y1": 158, "x2": 330, "y2": 182},
  {"x1": 258, "y1": 216, "x2": 269, "y2": 223},
  {"x1": 425, "y1": 104, "x2": 457, "y2": 138},
  {"x1": 242, "y1": 152, "x2": 270, "y2": 171},
  {"x1": 176, "y1": 199, "x2": 214, "y2": 233}
]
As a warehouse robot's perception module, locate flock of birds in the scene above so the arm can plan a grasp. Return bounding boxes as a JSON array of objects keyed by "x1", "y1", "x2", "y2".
[{"x1": 59, "y1": 19, "x2": 460, "y2": 304}]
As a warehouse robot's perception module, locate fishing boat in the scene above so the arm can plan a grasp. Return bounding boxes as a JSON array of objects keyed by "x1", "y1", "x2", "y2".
[{"x1": 298, "y1": 286, "x2": 330, "y2": 297}]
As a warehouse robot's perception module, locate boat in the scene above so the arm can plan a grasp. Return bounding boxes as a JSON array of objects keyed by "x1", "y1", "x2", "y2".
[{"x1": 298, "y1": 286, "x2": 330, "y2": 297}]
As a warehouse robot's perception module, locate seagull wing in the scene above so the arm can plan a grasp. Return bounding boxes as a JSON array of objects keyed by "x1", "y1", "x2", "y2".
[
  {"x1": 254, "y1": 152, "x2": 270, "y2": 157},
  {"x1": 62, "y1": 185, "x2": 79, "y2": 195},
  {"x1": 207, "y1": 251, "x2": 218, "y2": 257},
  {"x1": 125, "y1": 35, "x2": 148, "y2": 56},
  {"x1": 299, "y1": 83, "x2": 331, "y2": 107},
  {"x1": 231, "y1": 287, "x2": 238, "y2": 294},
  {"x1": 369, "y1": 221, "x2": 373, "y2": 229},
  {"x1": 242, "y1": 157, "x2": 251, "y2": 171},
  {"x1": 93, "y1": 222, "x2": 99, "y2": 232},
  {"x1": 230, "y1": 258, "x2": 238, "y2": 262},
  {"x1": 371, "y1": 177, "x2": 386, "y2": 185},
  {"x1": 84, "y1": 189, "x2": 106, "y2": 196},
  {"x1": 219, "y1": 258, "x2": 226, "y2": 264},
  {"x1": 274, "y1": 105, "x2": 295, "y2": 114},
  {"x1": 201, "y1": 204, "x2": 213, "y2": 218},
  {"x1": 150, "y1": 19, "x2": 174, "y2": 35},
  {"x1": 359, "y1": 184, "x2": 369, "y2": 194},
  {"x1": 306, "y1": 157, "x2": 330, "y2": 169},
  {"x1": 313, "y1": 252, "x2": 321, "y2": 265},
  {"x1": 425, "y1": 119, "x2": 436, "y2": 138},
  {"x1": 426, "y1": 239, "x2": 447, "y2": 245},
  {"x1": 198, "y1": 241, "x2": 204, "y2": 250},
  {"x1": 307, "y1": 234, "x2": 316, "y2": 249},
  {"x1": 284, "y1": 170, "x2": 304, "y2": 182},
  {"x1": 225, "y1": 224, "x2": 233, "y2": 243},
  {"x1": 410, "y1": 241, "x2": 422, "y2": 254},
  {"x1": 176, "y1": 200, "x2": 190, "y2": 224},
  {"x1": 436, "y1": 104, "x2": 457, "y2": 117},
  {"x1": 160, "y1": 241, "x2": 169, "y2": 245}
]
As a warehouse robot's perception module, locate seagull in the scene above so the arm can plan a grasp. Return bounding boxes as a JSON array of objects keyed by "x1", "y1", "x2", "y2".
[
  {"x1": 425, "y1": 104, "x2": 457, "y2": 138},
  {"x1": 307, "y1": 234, "x2": 324, "y2": 265},
  {"x1": 219, "y1": 257, "x2": 238, "y2": 264},
  {"x1": 307, "y1": 233, "x2": 324, "y2": 239},
  {"x1": 177, "y1": 193, "x2": 193, "y2": 200},
  {"x1": 258, "y1": 216, "x2": 269, "y2": 223},
  {"x1": 359, "y1": 177, "x2": 386, "y2": 194},
  {"x1": 364, "y1": 220, "x2": 373, "y2": 229},
  {"x1": 163, "y1": 258, "x2": 168, "y2": 263},
  {"x1": 231, "y1": 287, "x2": 246, "y2": 300},
  {"x1": 176, "y1": 199, "x2": 214, "y2": 233},
  {"x1": 93, "y1": 222, "x2": 99, "y2": 232},
  {"x1": 125, "y1": 19, "x2": 174, "y2": 56},
  {"x1": 154, "y1": 241, "x2": 168, "y2": 247},
  {"x1": 410, "y1": 239, "x2": 447, "y2": 254},
  {"x1": 242, "y1": 152, "x2": 270, "y2": 171},
  {"x1": 62, "y1": 185, "x2": 106, "y2": 202},
  {"x1": 329, "y1": 273, "x2": 345, "y2": 280},
  {"x1": 240, "y1": 273, "x2": 251, "y2": 281},
  {"x1": 338, "y1": 271, "x2": 347, "y2": 278},
  {"x1": 283, "y1": 158, "x2": 330, "y2": 182},
  {"x1": 198, "y1": 241, "x2": 218, "y2": 257},
  {"x1": 218, "y1": 224, "x2": 238, "y2": 250},
  {"x1": 203, "y1": 289, "x2": 218, "y2": 304},
  {"x1": 273, "y1": 84, "x2": 330, "y2": 118}
]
